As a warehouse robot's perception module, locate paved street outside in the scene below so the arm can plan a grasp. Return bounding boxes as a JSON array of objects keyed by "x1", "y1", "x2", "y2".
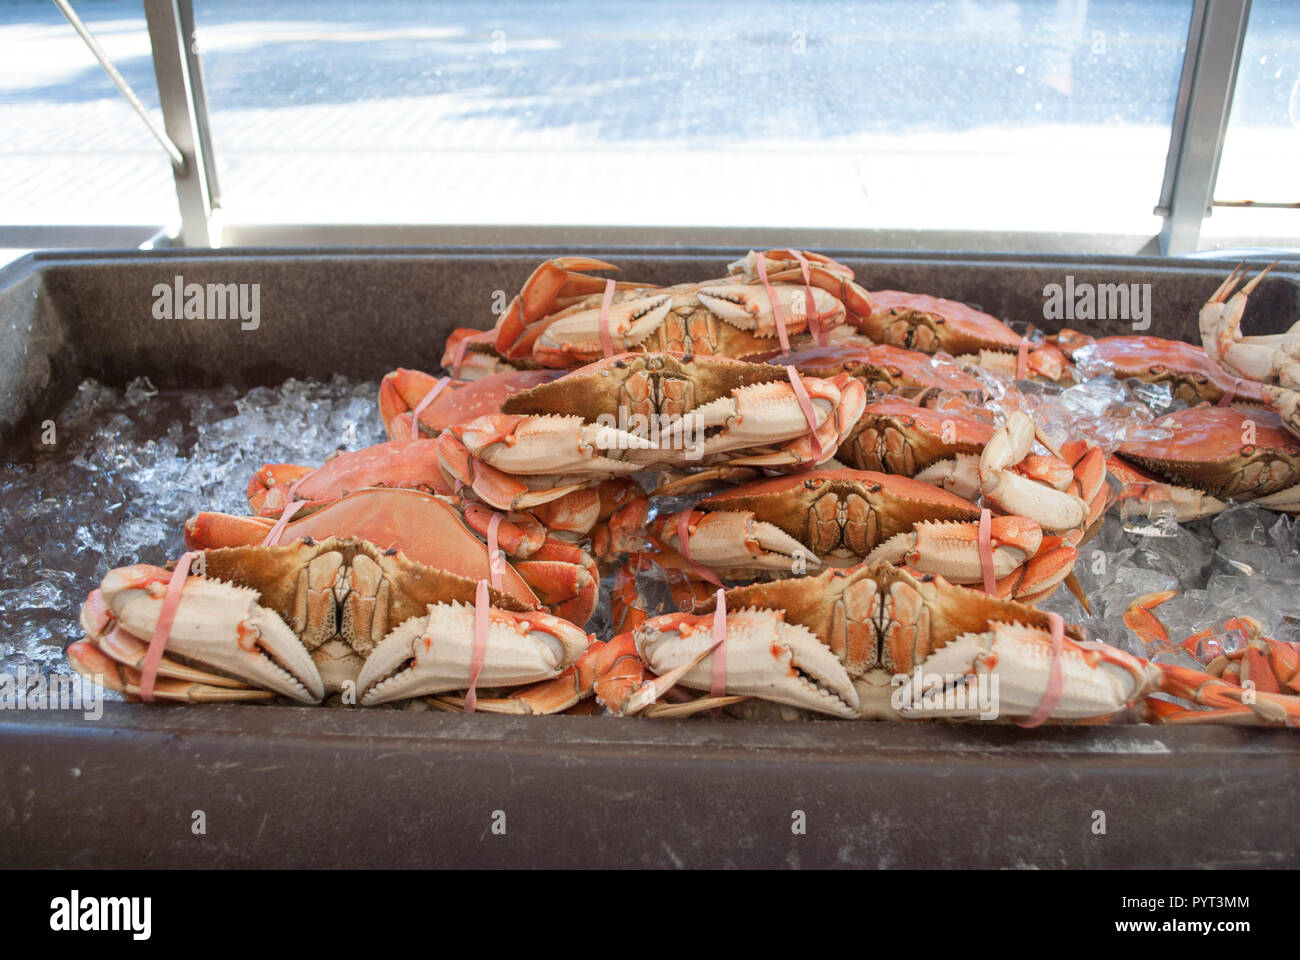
[{"x1": 0, "y1": 0, "x2": 1296, "y2": 242}]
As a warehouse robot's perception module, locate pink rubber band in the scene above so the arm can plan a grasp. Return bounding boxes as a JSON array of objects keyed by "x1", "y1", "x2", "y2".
[
  {"x1": 710, "y1": 588, "x2": 727, "y2": 700},
  {"x1": 450, "y1": 329, "x2": 494, "y2": 378},
  {"x1": 139, "y1": 551, "x2": 197, "y2": 702},
  {"x1": 788, "y1": 250, "x2": 827, "y2": 345},
  {"x1": 755, "y1": 252, "x2": 792, "y2": 354},
  {"x1": 485, "y1": 510, "x2": 504, "y2": 592},
  {"x1": 977, "y1": 508, "x2": 996, "y2": 595},
  {"x1": 464, "y1": 579, "x2": 490, "y2": 713},
  {"x1": 409, "y1": 376, "x2": 450, "y2": 439},
  {"x1": 1016, "y1": 611, "x2": 1066, "y2": 728},
  {"x1": 1016, "y1": 338, "x2": 1029, "y2": 381},
  {"x1": 261, "y1": 499, "x2": 307, "y2": 546},
  {"x1": 261, "y1": 473, "x2": 309, "y2": 547},
  {"x1": 675, "y1": 510, "x2": 724, "y2": 588},
  {"x1": 598, "y1": 278, "x2": 617, "y2": 359},
  {"x1": 450, "y1": 337, "x2": 470, "y2": 378},
  {"x1": 1217, "y1": 379, "x2": 1239, "y2": 407},
  {"x1": 784, "y1": 364, "x2": 824, "y2": 465}
]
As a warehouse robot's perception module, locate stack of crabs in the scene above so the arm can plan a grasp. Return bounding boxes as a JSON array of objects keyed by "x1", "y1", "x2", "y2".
[{"x1": 69, "y1": 252, "x2": 1300, "y2": 725}]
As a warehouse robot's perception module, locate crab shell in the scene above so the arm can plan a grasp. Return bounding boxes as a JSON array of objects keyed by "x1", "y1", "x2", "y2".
[
  {"x1": 471, "y1": 352, "x2": 866, "y2": 478},
  {"x1": 246, "y1": 438, "x2": 451, "y2": 517},
  {"x1": 754, "y1": 339, "x2": 986, "y2": 401},
  {"x1": 724, "y1": 249, "x2": 877, "y2": 321},
  {"x1": 1116, "y1": 406, "x2": 1300, "y2": 510},
  {"x1": 70, "y1": 538, "x2": 589, "y2": 706},
  {"x1": 667, "y1": 468, "x2": 981, "y2": 570},
  {"x1": 1055, "y1": 330, "x2": 1267, "y2": 406},
  {"x1": 856, "y1": 290, "x2": 1023, "y2": 355},
  {"x1": 635, "y1": 565, "x2": 1153, "y2": 721},
  {"x1": 378, "y1": 368, "x2": 562, "y2": 441},
  {"x1": 532, "y1": 281, "x2": 848, "y2": 368},
  {"x1": 188, "y1": 488, "x2": 601, "y2": 626},
  {"x1": 840, "y1": 398, "x2": 993, "y2": 475}
]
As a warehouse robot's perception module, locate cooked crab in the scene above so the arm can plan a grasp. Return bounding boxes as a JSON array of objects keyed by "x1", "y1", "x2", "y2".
[
  {"x1": 1198, "y1": 264, "x2": 1300, "y2": 439},
  {"x1": 1115, "y1": 406, "x2": 1300, "y2": 513},
  {"x1": 68, "y1": 538, "x2": 589, "y2": 705},
  {"x1": 1054, "y1": 329, "x2": 1266, "y2": 407},
  {"x1": 187, "y1": 487, "x2": 602, "y2": 625},
  {"x1": 601, "y1": 467, "x2": 1077, "y2": 604},
  {"x1": 438, "y1": 353, "x2": 866, "y2": 511},
  {"x1": 854, "y1": 290, "x2": 1069, "y2": 381}
]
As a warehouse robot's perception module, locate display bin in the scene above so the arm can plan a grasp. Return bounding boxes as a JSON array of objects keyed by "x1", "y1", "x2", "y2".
[{"x1": 2, "y1": 247, "x2": 1297, "y2": 868}]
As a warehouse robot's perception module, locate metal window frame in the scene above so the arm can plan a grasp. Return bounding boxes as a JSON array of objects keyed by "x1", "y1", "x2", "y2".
[
  {"x1": 143, "y1": 0, "x2": 220, "y2": 247},
  {"x1": 8, "y1": 0, "x2": 1286, "y2": 255},
  {"x1": 1154, "y1": 0, "x2": 1253, "y2": 254}
]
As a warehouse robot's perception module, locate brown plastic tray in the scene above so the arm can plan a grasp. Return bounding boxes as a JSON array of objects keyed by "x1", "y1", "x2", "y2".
[{"x1": 2, "y1": 247, "x2": 1297, "y2": 868}]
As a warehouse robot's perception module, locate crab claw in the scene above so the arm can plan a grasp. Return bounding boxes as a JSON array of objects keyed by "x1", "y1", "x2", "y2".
[
  {"x1": 634, "y1": 609, "x2": 860, "y2": 718},
  {"x1": 979, "y1": 411, "x2": 1090, "y2": 534},
  {"x1": 696, "y1": 283, "x2": 845, "y2": 337},
  {"x1": 866, "y1": 516, "x2": 1042, "y2": 583},
  {"x1": 493, "y1": 256, "x2": 625, "y2": 360},
  {"x1": 1199, "y1": 264, "x2": 1299, "y2": 383},
  {"x1": 447, "y1": 414, "x2": 656, "y2": 476},
  {"x1": 725, "y1": 249, "x2": 875, "y2": 321},
  {"x1": 692, "y1": 375, "x2": 857, "y2": 462},
  {"x1": 534, "y1": 293, "x2": 674, "y2": 367},
  {"x1": 656, "y1": 509, "x2": 821, "y2": 574},
  {"x1": 899, "y1": 621, "x2": 1154, "y2": 721},
  {"x1": 99, "y1": 565, "x2": 325, "y2": 703},
  {"x1": 357, "y1": 602, "x2": 589, "y2": 705},
  {"x1": 1262, "y1": 383, "x2": 1300, "y2": 440}
]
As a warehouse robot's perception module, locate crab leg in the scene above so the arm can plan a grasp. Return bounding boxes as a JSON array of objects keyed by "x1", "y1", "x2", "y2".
[
  {"x1": 1200, "y1": 265, "x2": 1300, "y2": 383},
  {"x1": 1199, "y1": 265, "x2": 1300, "y2": 439},
  {"x1": 66, "y1": 641, "x2": 277, "y2": 703}
]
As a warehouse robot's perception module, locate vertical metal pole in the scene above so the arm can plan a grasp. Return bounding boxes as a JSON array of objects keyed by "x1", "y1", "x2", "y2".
[
  {"x1": 1155, "y1": 0, "x2": 1251, "y2": 256},
  {"x1": 144, "y1": 0, "x2": 219, "y2": 247},
  {"x1": 175, "y1": 0, "x2": 221, "y2": 211}
]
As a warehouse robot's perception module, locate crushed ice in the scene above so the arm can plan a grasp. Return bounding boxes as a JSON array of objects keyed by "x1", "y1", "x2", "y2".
[
  {"x1": 3, "y1": 373, "x2": 1298, "y2": 715},
  {"x1": 0, "y1": 376, "x2": 384, "y2": 697}
]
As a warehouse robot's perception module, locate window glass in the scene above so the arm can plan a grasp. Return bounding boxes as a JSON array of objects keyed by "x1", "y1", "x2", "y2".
[
  {"x1": 193, "y1": 0, "x2": 1194, "y2": 237},
  {"x1": 0, "y1": 1, "x2": 175, "y2": 227},
  {"x1": 1201, "y1": 0, "x2": 1300, "y2": 247}
]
